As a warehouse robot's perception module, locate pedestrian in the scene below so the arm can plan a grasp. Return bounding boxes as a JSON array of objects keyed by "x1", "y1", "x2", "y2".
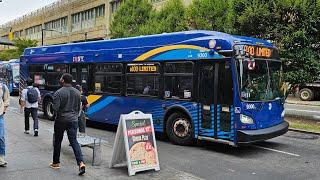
[
  {"x1": 20, "y1": 78, "x2": 41, "y2": 136},
  {"x1": 0, "y1": 83, "x2": 10, "y2": 167},
  {"x1": 75, "y1": 85, "x2": 89, "y2": 135},
  {"x1": 50, "y1": 73, "x2": 86, "y2": 175}
]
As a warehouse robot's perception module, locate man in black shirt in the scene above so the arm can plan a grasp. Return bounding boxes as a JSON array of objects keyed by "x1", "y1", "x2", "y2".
[
  {"x1": 75, "y1": 85, "x2": 89, "y2": 134},
  {"x1": 50, "y1": 73, "x2": 86, "y2": 175}
]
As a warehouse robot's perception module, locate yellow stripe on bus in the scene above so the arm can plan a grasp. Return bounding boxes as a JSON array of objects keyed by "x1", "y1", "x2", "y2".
[
  {"x1": 134, "y1": 45, "x2": 209, "y2": 61},
  {"x1": 87, "y1": 95, "x2": 102, "y2": 105}
]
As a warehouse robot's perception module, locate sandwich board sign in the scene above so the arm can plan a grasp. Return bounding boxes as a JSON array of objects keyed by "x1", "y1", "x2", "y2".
[{"x1": 109, "y1": 111, "x2": 160, "y2": 176}]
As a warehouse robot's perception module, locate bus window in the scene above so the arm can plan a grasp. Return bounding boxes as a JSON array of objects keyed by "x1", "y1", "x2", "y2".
[
  {"x1": 199, "y1": 63, "x2": 214, "y2": 105},
  {"x1": 94, "y1": 63, "x2": 122, "y2": 94},
  {"x1": 218, "y1": 61, "x2": 233, "y2": 105},
  {"x1": 126, "y1": 63, "x2": 160, "y2": 97},
  {"x1": 46, "y1": 64, "x2": 68, "y2": 87},
  {"x1": 29, "y1": 65, "x2": 46, "y2": 87},
  {"x1": 164, "y1": 62, "x2": 193, "y2": 100}
]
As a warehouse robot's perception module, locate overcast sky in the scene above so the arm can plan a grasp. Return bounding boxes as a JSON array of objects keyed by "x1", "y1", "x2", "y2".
[{"x1": 0, "y1": 0, "x2": 58, "y2": 25}]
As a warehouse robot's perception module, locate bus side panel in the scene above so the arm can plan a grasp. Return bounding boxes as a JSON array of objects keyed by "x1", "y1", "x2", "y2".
[
  {"x1": 87, "y1": 96, "x2": 166, "y2": 132},
  {"x1": 86, "y1": 95, "x2": 199, "y2": 136}
]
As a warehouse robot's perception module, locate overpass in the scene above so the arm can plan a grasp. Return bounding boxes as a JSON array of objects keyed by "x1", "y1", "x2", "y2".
[{"x1": 0, "y1": 37, "x2": 13, "y2": 45}]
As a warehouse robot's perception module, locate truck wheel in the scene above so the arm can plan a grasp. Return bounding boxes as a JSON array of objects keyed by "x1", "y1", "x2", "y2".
[
  {"x1": 166, "y1": 113, "x2": 194, "y2": 146},
  {"x1": 299, "y1": 88, "x2": 314, "y2": 101},
  {"x1": 44, "y1": 99, "x2": 55, "y2": 121}
]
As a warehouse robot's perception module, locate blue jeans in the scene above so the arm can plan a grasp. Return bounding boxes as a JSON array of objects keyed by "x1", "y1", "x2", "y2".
[{"x1": 0, "y1": 115, "x2": 5, "y2": 155}]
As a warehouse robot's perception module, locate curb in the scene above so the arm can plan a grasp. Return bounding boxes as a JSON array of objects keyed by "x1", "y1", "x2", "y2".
[
  {"x1": 285, "y1": 101, "x2": 320, "y2": 107},
  {"x1": 285, "y1": 114, "x2": 320, "y2": 121},
  {"x1": 289, "y1": 128, "x2": 320, "y2": 135}
]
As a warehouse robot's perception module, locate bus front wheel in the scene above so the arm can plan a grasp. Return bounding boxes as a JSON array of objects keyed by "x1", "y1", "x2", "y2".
[
  {"x1": 44, "y1": 99, "x2": 55, "y2": 121},
  {"x1": 166, "y1": 113, "x2": 194, "y2": 146}
]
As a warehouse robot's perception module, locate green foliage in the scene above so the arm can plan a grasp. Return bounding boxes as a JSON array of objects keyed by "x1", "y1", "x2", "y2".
[
  {"x1": 153, "y1": 0, "x2": 188, "y2": 33},
  {"x1": 0, "y1": 49, "x2": 20, "y2": 61},
  {"x1": 110, "y1": 0, "x2": 154, "y2": 38},
  {"x1": 187, "y1": 0, "x2": 234, "y2": 33},
  {"x1": 109, "y1": 0, "x2": 320, "y2": 85},
  {"x1": 13, "y1": 38, "x2": 38, "y2": 55},
  {"x1": 0, "y1": 38, "x2": 37, "y2": 61}
]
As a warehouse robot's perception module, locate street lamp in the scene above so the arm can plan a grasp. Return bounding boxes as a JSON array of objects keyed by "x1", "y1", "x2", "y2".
[{"x1": 41, "y1": 28, "x2": 64, "y2": 46}]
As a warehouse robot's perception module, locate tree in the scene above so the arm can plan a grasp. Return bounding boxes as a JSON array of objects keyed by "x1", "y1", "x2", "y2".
[
  {"x1": 153, "y1": 0, "x2": 188, "y2": 33},
  {"x1": 0, "y1": 49, "x2": 20, "y2": 61},
  {"x1": 13, "y1": 38, "x2": 38, "y2": 55},
  {"x1": 187, "y1": 0, "x2": 234, "y2": 33},
  {"x1": 0, "y1": 38, "x2": 37, "y2": 61},
  {"x1": 232, "y1": 0, "x2": 273, "y2": 38},
  {"x1": 110, "y1": 0, "x2": 154, "y2": 38},
  {"x1": 232, "y1": 0, "x2": 320, "y2": 85}
]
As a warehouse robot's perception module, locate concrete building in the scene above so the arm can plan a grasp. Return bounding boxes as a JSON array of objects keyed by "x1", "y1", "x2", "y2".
[{"x1": 0, "y1": 0, "x2": 192, "y2": 46}]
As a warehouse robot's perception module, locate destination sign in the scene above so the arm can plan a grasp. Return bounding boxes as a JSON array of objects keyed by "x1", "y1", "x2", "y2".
[
  {"x1": 243, "y1": 45, "x2": 275, "y2": 58},
  {"x1": 127, "y1": 63, "x2": 159, "y2": 73}
]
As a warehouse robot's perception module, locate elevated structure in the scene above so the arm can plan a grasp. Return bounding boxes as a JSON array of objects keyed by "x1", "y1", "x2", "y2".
[{"x1": 0, "y1": 0, "x2": 192, "y2": 46}]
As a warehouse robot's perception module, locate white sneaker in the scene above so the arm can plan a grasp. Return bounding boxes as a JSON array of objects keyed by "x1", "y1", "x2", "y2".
[
  {"x1": 24, "y1": 130, "x2": 30, "y2": 134},
  {"x1": 0, "y1": 156, "x2": 7, "y2": 167}
]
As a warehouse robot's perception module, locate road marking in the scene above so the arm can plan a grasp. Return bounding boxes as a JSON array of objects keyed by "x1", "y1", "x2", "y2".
[
  {"x1": 285, "y1": 108, "x2": 320, "y2": 114},
  {"x1": 253, "y1": 145, "x2": 300, "y2": 157}
]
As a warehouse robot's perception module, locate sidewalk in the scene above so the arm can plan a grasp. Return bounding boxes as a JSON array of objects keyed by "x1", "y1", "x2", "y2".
[
  {"x1": 285, "y1": 96, "x2": 320, "y2": 106},
  {"x1": 0, "y1": 109, "x2": 202, "y2": 180}
]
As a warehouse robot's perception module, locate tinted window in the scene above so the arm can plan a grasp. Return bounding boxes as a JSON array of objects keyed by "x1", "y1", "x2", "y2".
[
  {"x1": 164, "y1": 62, "x2": 193, "y2": 99},
  {"x1": 94, "y1": 63, "x2": 123, "y2": 94},
  {"x1": 127, "y1": 75, "x2": 159, "y2": 96},
  {"x1": 218, "y1": 62, "x2": 233, "y2": 105},
  {"x1": 165, "y1": 62, "x2": 193, "y2": 73}
]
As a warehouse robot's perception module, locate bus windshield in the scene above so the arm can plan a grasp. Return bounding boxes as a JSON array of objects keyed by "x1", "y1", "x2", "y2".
[{"x1": 237, "y1": 59, "x2": 284, "y2": 101}]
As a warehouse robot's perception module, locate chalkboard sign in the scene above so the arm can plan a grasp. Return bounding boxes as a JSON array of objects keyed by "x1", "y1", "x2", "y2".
[{"x1": 109, "y1": 111, "x2": 160, "y2": 176}]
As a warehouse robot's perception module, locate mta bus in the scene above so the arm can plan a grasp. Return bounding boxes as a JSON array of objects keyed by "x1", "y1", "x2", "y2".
[
  {"x1": 0, "y1": 59, "x2": 20, "y2": 94},
  {"x1": 20, "y1": 31, "x2": 289, "y2": 146}
]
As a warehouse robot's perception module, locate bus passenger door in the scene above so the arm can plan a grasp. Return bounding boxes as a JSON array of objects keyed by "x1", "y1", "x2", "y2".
[
  {"x1": 198, "y1": 61, "x2": 234, "y2": 142},
  {"x1": 70, "y1": 64, "x2": 90, "y2": 95}
]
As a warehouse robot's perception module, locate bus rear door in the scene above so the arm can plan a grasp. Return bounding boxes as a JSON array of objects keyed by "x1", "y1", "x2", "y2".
[{"x1": 198, "y1": 61, "x2": 235, "y2": 144}]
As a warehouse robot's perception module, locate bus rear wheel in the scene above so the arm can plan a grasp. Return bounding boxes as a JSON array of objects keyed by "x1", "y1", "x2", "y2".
[
  {"x1": 166, "y1": 113, "x2": 194, "y2": 146},
  {"x1": 44, "y1": 99, "x2": 55, "y2": 121}
]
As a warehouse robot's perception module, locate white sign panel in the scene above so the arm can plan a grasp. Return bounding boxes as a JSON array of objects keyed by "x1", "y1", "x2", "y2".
[{"x1": 109, "y1": 111, "x2": 160, "y2": 176}]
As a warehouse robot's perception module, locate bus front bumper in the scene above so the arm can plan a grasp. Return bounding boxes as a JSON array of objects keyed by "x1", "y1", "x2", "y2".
[{"x1": 237, "y1": 121, "x2": 289, "y2": 144}]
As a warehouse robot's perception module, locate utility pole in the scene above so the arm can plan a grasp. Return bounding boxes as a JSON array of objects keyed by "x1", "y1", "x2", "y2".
[{"x1": 41, "y1": 28, "x2": 44, "y2": 46}]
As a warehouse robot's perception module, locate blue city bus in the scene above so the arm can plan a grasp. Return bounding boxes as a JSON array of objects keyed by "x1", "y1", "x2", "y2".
[
  {"x1": 20, "y1": 31, "x2": 289, "y2": 146},
  {"x1": 0, "y1": 59, "x2": 20, "y2": 94}
]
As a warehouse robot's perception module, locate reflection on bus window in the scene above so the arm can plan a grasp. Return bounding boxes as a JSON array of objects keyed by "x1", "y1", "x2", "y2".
[
  {"x1": 127, "y1": 75, "x2": 159, "y2": 96},
  {"x1": 164, "y1": 62, "x2": 193, "y2": 100}
]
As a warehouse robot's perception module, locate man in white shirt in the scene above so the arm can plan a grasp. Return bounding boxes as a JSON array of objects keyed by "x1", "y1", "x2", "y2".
[{"x1": 20, "y1": 79, "x2": 41, "y2": 136}]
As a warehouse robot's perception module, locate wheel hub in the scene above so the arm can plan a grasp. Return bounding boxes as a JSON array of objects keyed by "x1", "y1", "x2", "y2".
[
  {"x1": 173, "y1": 118, "x2": 190, "y2": 138},
  {"x1": 301, "y1": 91, "x2": 309, "y2": 99}
]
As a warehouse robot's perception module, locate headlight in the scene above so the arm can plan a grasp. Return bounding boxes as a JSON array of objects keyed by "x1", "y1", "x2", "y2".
[
  {"x1": 281, "y1": 110, "x2": 285, "y2": 118},
  {"x1": 240, "y1": 114, "x2": 254, "y2": 124}
]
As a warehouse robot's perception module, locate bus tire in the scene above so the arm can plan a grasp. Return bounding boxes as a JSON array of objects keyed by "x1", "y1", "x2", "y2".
[
  {"x1": 166, "y1": 113, "x2": 194, "y2": 146},
  {"x1": 299, "y1": 88, "x2": 314, "y2": 101},
  {"x1": 44, "y1": 99, "x2": 55, "y2": 121}
]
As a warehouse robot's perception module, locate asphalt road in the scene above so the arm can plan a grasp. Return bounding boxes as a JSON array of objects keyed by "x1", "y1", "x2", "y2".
[
  {"x1": 285, "y1": 103, "x2": 320, "y2": 120},
  {"x1": 7, "y1": 96, "x2": 320, "y2": 180}
]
